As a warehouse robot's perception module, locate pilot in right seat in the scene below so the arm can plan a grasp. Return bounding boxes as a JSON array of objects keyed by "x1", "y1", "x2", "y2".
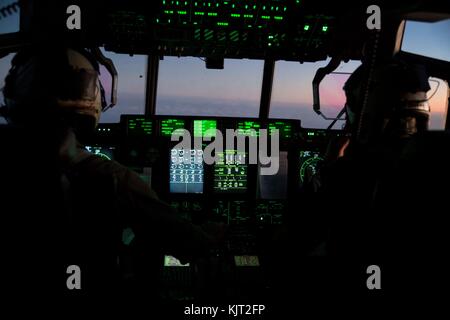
[
  {"x1": 279, "y1": 58, "x2": 432, "y2": 301},
  {"x1": 320, "y1": 59, "x2": 432, "y2": 259}
]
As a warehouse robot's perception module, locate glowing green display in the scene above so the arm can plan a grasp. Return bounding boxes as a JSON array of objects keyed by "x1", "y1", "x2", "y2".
[
  {"x1": 85, "y1": 146, "x2": 115, "y2": 161},
  {"x1": 268, "y1": 121, "x2": 293, "y2": 139},
  {"x1": 160, "y1": 119, "x2": 186, "y2": 137},
  {"x1": 214, "y1": 150, "x2": 247, "y2": 193},
  {"x1": 164, "y1": 255, "x2": 190, "y2": 267},
  {"x1": 212, "y1": 200, "x2": 250, "y2": 224},
  {"x1": 158, "y1": 0, "x2": 288, "y2": 28},
  {"x1": 299, "y1": 150, "x2": 324, "y2": 185},
  {"x1": 234, "y1": 256, "x2": 260, "y2": 267},
  {"x1": 126, "y1": 117, "x2": 153, "y2": 136},
  {"x1": 255, "y1": 201, "x2": 284, "y2": 224},
  {"x1": 237, "y1": 121, "x2": 260, "y2": 137},
  {"x1": 194, "y1": 120, "x2": 217, "y2": 138}
]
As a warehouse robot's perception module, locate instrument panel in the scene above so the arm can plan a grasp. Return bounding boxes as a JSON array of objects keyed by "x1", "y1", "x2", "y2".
[
  {"x1": 83, "y1": 114, "x2": 347, "y2": 301},
  {"x1": 85, "y1": 115, "x2": 346, "y2": 228},
  {"x1": 104, "y1": 0, "x2": 340, "y2": 60}
]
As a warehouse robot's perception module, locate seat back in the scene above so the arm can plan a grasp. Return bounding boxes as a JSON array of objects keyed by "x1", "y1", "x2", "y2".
[
  {"x1": 0, "y1": 125, "x2": 121, "y2": 300},
  {"x1": 371, "y1": 131, "x2": 450, "y2": 292},
  {"x1": 0, "y1": 125, "x2": 65, "y2": 296}
]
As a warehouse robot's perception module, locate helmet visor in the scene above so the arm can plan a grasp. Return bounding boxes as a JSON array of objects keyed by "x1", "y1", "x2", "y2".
[
  {"x1": 56, "y1": 67, "x2": 103, "y2": 121},
  {"x1": 59, "y1": 68, "x2": 100, "y2": 102}
]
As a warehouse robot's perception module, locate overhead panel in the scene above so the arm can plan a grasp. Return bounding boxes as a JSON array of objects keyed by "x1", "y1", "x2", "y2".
[{"x1": 106, "y1": 0, "x2": 336, "y2": 61}]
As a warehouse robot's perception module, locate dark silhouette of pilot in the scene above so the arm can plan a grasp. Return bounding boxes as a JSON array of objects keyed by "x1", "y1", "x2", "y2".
[
  {"x1": 0, "y1": 46, "x2": 224, "y2": 298},
  {"x1": 344, "y1": 60, "x2": 431, "y2": 147},
  {"x1": 320, "y1": 59, "x2": 432, "y2": 258}
]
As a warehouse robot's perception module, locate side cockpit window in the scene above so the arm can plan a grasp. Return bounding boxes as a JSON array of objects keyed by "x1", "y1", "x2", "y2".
[
  {"x1": 0, "y1": 1, "x2": 20, "y2": 35},
  {"x1": 427, "y1": 78, "x2": 449, "y2": 130},
  {"x1": 402, "y1": 19, "x2": 450, "y2": 129},
  {"x1": 270, "y1": 59, "x2": 361, "y2": 129},
  {"x1": 0, "y1": 0, "x2": 20, "y2": 124},
  {"x1": 98, "y1": 51, "x2": 147, "y2": 123},
  {"x1": 0, "y1": 54, "x2": 14, "y2": 124},
  {"x1": 402, "y1": 20, "x2": 450, "y2": 62}
]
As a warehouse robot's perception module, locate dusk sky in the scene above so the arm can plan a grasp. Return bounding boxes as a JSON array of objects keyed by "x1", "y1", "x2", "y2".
[{"x1": 0, "y1": 5, "x2": 448, "y2": 128}]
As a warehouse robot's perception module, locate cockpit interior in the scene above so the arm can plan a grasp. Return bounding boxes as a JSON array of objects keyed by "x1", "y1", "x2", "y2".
[{"x1": 0, "y1": 0, "x2": 449, "y2": 315}]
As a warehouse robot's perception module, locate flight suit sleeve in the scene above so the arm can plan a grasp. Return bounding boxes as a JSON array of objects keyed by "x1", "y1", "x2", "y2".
[{"x1": 77, "y1": 155, "x2": 216, "y2": 259}]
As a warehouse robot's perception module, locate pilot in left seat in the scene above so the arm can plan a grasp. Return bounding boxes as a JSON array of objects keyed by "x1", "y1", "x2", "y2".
[{"x1": 0, "y1": 46, "x2": 225, "y2": 301}]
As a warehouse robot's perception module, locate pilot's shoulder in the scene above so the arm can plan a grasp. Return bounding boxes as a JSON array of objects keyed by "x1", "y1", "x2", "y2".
[{"x1": 77, "y1": 153, "x2": 159, "y2": 199}]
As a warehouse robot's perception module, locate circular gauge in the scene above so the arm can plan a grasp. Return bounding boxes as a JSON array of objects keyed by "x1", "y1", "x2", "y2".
[
  {"x1": 85, "y1": 146, "x2": 113, "y2": 161},
  {"x1": 300, "y1": 155, "x2": 324, "y2": 184},
  {"x1": 96, "y1": 152, "x2": 112, "y2": 161}
]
